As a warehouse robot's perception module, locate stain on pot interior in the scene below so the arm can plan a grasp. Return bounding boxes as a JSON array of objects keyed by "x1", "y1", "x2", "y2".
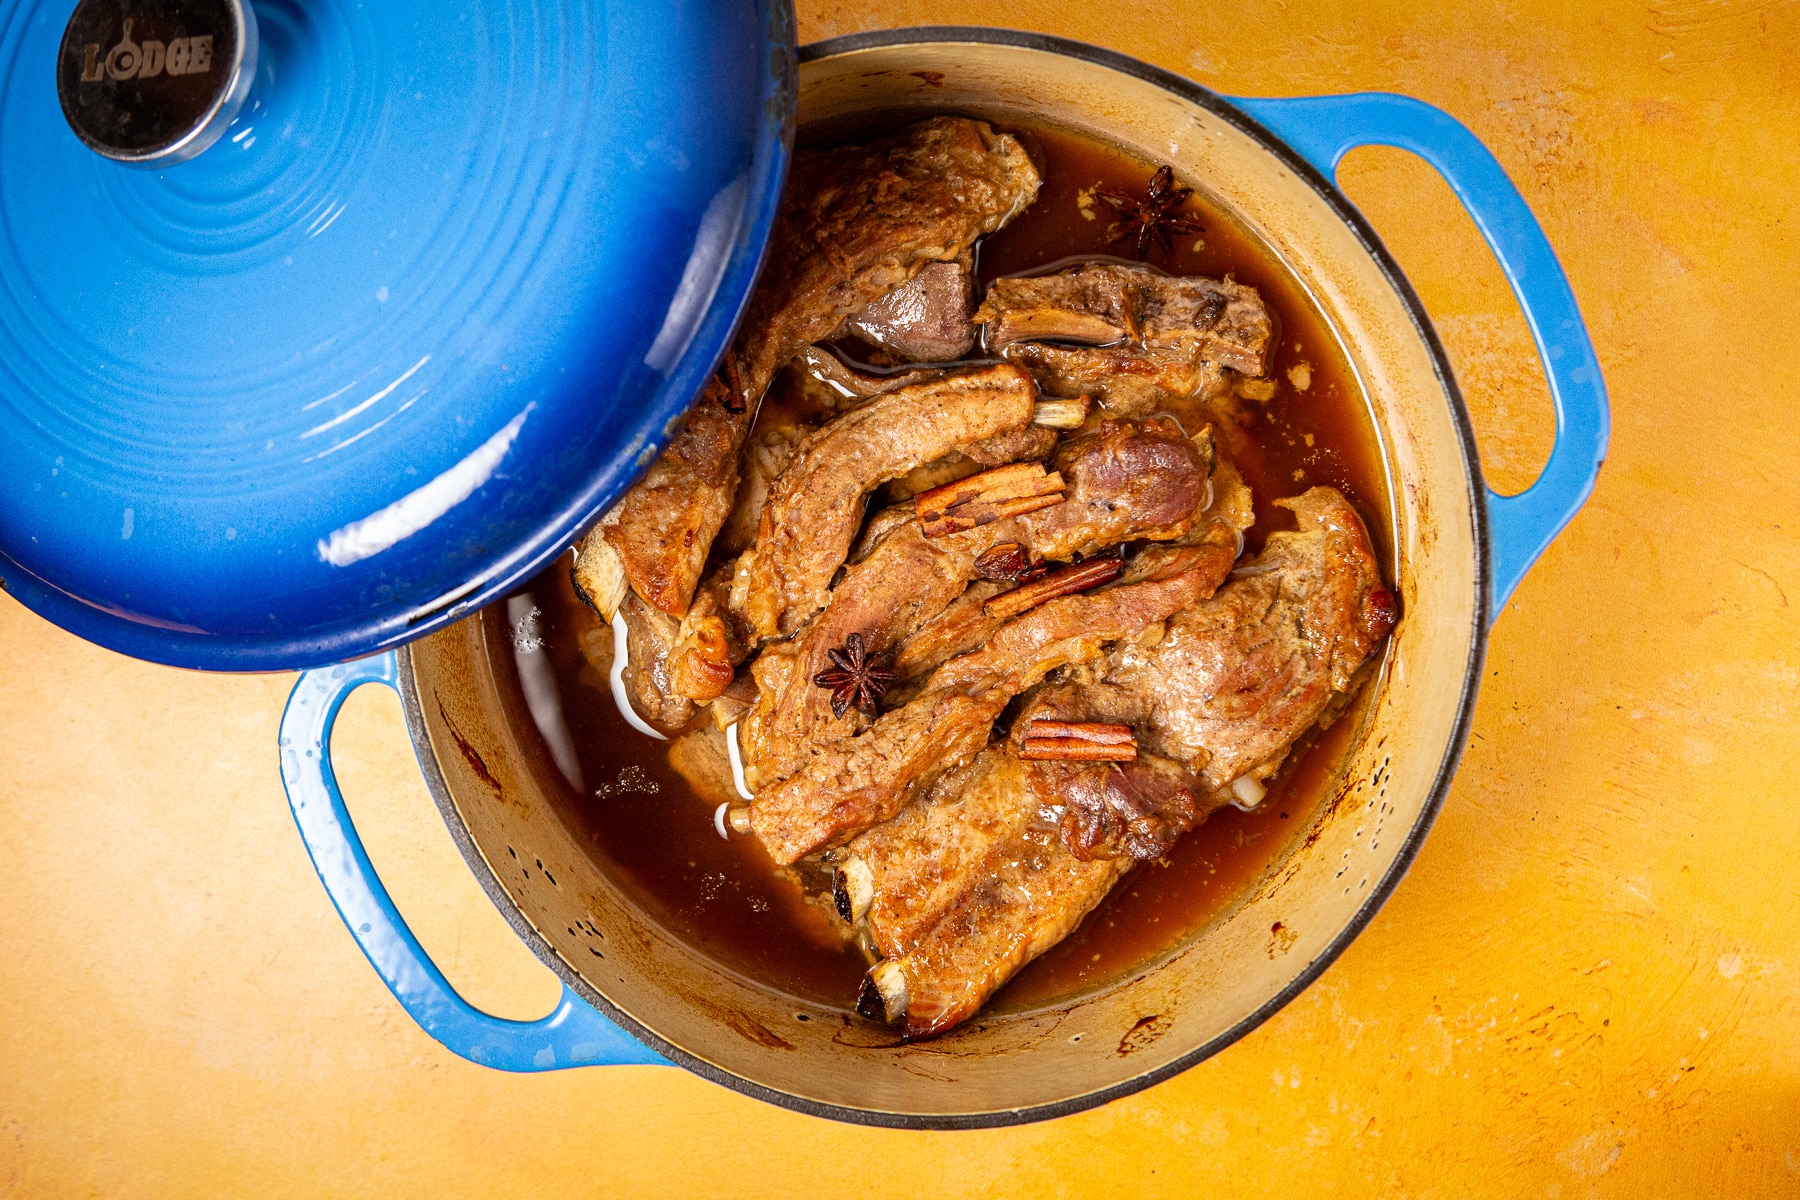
[
  {"x1": 435, "y1": 694, "x2": 503, "y2": 797},
  {"x1": 1118, "y1": 1013, "x2": 1172, "y2": 1056}
]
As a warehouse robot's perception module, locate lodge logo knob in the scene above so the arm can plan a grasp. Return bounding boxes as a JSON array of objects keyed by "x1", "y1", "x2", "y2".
[
  {"x1": 57, "y1": 0, "x2": 257, "y2": 167},
  {"x1": 76, "y1": 18, "x2": 216, "y2": 83}
]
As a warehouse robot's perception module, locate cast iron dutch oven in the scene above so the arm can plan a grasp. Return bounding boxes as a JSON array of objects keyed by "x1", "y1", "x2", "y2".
[
  {"x1": 278, "y1": 29, "x2": 1608, "y2": 1126},
  {"x1": 2, "y1": 0, "x2": 1609, "y2": 1124}
]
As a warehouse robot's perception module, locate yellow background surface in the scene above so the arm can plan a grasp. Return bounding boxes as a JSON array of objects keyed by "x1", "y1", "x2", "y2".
[{"x1": 3, "y1": 1, "x2": 1796, "y2": 1195}]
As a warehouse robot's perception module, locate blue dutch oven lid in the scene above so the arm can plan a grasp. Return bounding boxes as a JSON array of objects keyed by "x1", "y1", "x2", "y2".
[{"x1": 0, "y1": 0, "x2": 795, "y2": 669}]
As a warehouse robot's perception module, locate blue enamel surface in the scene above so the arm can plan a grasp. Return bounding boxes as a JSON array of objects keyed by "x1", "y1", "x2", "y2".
[
  {"x1": 0, "y1": 0, "x2": 794, "y2": 669},
  {"x1": 1228, "y1": 93, "x2": 1609, "y2": 617},
  {"x1": 279, "y1": 653, "x2": 664, "y2": 1071}
]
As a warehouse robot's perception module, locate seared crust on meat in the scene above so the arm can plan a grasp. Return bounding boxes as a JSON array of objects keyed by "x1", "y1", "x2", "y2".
[
  {"x1": 597, "y1": 118, "x2": 1042, "y2": 618},
  {"x1": 735, "y1": 363, "x2": 1039, "y2": 641},
  {"x1": 874, "y1": 805, "x2": 1131, "y2": 1038},
  {"x1": 739, "y1": 420, "x2": 1216, "y2": 793},
  {"x1": 1101, "y1": 486, "x2": 1396, "y2": 789},
  {"x1": 588, "y1": 375, "x2": 743, "y2": 617},
  {"x1": 975, "y1": 262, "x2": 1273, "y2": 414},
  {"x1": 846, "y1": 749, "x2": 1038, "y2": 958},
  {"x1": 747, "y1": 543, "x2": 1236, "y2": 866}
]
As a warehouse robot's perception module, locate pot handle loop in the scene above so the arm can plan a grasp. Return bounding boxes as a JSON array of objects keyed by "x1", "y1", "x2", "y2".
[
  {"x1": 1228, "y1": 92, "x2": 1609, "y2": 616},
  {"x1": 278, "y1": 654, "x2": 665, "y2": 1071}
]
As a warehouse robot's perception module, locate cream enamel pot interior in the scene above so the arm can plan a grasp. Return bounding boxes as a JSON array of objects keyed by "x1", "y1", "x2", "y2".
[{"x1": 280, "y1": 29, "x2": 1607, "y2": 1127}]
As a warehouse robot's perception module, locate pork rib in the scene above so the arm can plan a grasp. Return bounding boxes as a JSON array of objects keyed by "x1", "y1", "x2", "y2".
[
  {"x1": 889, "y1": 447, "x2": 1253, "y2": 689},
  {"x1": 586, "y1": 117, "x2": 1042, "y2": 619},
  {"x1": 975, "y1": 262, "x2": 1273, "y2": 414},
  {"x1": 1101, "y1": 486, "x2": 1397, "y2": 791},
  {"x1": 851, "y1": 747, "x2": 1133, "y2": 1039},
  {"x1": 747, "y1": 543, "x2": 1237, "y2": 866},
  {"x1": 739, "y1": 418, "x2": 1215, "y2": 793},
  {"x1": 733, "y1": 363, "x2": 1039, "y2": 641}
]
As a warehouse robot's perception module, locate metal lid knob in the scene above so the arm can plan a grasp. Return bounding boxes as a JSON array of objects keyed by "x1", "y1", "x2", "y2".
[{"x1": 56, "y1": 0, "x2": 258, "y2": 167}]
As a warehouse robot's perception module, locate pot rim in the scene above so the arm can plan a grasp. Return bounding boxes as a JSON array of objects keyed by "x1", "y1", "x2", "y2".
[{"x1": 401, "y1": 25, "x2": 1493, "y2": 1129}]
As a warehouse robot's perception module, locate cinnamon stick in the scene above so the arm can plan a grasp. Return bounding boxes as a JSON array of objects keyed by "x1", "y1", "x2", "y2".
[
  {"x1": 1018, "y1": 739, "x2": 1139, "y2": 761},
  {"x1": 982, "y1": 554, "x2": 1124, "y2": 622},
  {"x1": 915, "y1": 461, "x2": 1066, "y2": 538}
]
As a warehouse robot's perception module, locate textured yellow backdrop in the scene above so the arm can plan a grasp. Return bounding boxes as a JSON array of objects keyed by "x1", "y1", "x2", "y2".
[{"x1": 3, "y1": 1, "x2": 1796, "y2": 1195}]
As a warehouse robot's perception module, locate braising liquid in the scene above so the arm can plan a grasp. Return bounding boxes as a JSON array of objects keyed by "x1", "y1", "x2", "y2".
[{"x1": 486, "y1": 120, "x2": 1393, "y2": 1014}]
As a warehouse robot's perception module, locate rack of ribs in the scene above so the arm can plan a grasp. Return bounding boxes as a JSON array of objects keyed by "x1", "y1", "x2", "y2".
[
  {"x1": 746, "y1": 539, "x2": 1241, "y2": 867},
  {"x1": 973, "y1": 261, "x2": 1274, "y2": 414},
  {"x1": 738, "y1": 417, "x2": 1223, "y2": 792},
  {"x1": 843, "y1": 486, "x2": 1397, "y2": 1037},
  {"x1": 576, "y1": 116, "x2": 1042, "y2": 623}
]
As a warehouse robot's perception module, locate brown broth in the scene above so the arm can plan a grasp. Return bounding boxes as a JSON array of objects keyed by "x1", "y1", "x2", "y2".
[{"x1": 487, "y1": 119, "x2": 1393, "y2": 1017}]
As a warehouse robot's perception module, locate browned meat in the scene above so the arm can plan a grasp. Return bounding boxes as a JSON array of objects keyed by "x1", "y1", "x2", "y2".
[
  {"x1": 746, "y1": 541, "x2": 1236, "y2": 865},
  {"x1": 733, "y1": 363, "x2": 1039, "y2": 641},
  {"x1": 975, "y1": 262, "x2": 1273, "y2": 415},
  {"x1": 959, "y1": 423, "x2": 1059, "y2": 467},
  {"x1": 617, "y1": 592, "x2": 697, "y2": 735},
  {"x1": 667, "y1": 561, "x2": 753, "y2": 705},
  {"x1": 847, "y1": 501, "x2": 921, "y2": 564},
  {"x1": 1034, "y1": 754, "x2": 1206, "y2": 862},
  {"x1": 840, "y1": 748, "x2": 1038, "y2": 956},
  {"x1": 1095, "y1": 486, "x2": 1396, "y2": 792},
  {"x1": 1003, "y1": 341, "x2": 1226, "y2": 415},
  {"x1": 753, "y1": 117, "x2": 1038, "y2": 396},
  {"x1": 841, "y1": 737, "x2": 1216, "y2": 1037},
  {"x1": 978, "y1": 263, "x2": 1271, "y2": 371},
  {"x1": 860, "y1": 810, "x2": 1131, "y2": 1038},
  {"x1": 888, "y1": 434, "x2": 1252, "y2": 688},
  {"x1": 581, "y1": 374, "x2": 743, "y2": 616},
  {"x1": 839, "y1": 740, "x2": 1201, "y2": 950},
  {"x1": 860, "y1": 478, "x2": 1385, "y2": 902},
  {"x1": 853, "y1": 489, "x2": 1397, "y2": 1034},
  {"x1": 739, "y1": 419, "x2": 1214, "y2": 793},
  {"x1": 840, "y1": 259, "x2": 977, "y2": 362},
  {"x1": 595, "y1": 117, "x2": 1042, "y2": 618},
  {"x1": 881, "y1": 578, "x2": 1009, "y2": 690},
  {"x1": 1012, "y1": 686, "x2": 1221, "y2": 861},
  {"x1": 839, "y1": 470, "x2": 1262, "y2": 916},
  {"x1": 715, "y1": 421, "x2": 809, "y2": 559}
]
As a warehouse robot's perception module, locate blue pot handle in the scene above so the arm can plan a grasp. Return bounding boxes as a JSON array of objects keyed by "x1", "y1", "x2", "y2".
[
  {"x1": 1228, "y1": 93, "x2": 1609, "y2": 615},
  {"x1": 278, "y1": 653, "x2": 665, "y2": 1071}
]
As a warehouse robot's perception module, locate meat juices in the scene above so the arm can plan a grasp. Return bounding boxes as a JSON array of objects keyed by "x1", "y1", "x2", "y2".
[{"x1": 541, "y1": 119, "x2": 1399, "y2": 1036}]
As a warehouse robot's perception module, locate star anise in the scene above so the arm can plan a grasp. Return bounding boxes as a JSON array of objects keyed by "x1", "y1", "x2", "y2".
[
  {"x1": 1093, "y1": 165, "x2": 1207, "y2": 260},
  {"x1": 812, "y1": 632, "x2": 894, "y2": 720}
]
